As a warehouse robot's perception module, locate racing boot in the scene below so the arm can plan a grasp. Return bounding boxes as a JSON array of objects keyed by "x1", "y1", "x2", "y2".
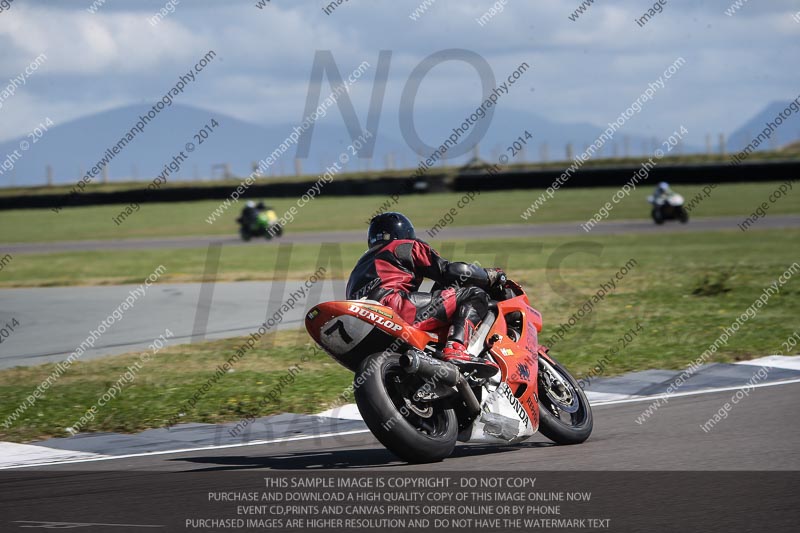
[{"x1": 442, "y1": 315, "x2": 499, "y2": 378}]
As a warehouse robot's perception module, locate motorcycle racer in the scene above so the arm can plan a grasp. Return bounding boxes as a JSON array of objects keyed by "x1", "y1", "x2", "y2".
[
  {"x1": 346, "y1": 212, "x2": 503, "y2": 373},
  {"x1": 237, "y1": 200, "x2": 258, "y2": 226},
  {"x1": 648, "y1": 181, "x2": 688, "y2": 224},
  {"x1": 652, "y1": 181, "x2": 673, "y2": 203}
]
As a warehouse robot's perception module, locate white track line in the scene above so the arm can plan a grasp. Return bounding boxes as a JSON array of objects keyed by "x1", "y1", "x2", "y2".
[
  {"x1": 0, "y1": 429, "x2": 371, "y2": 470},
  {"x1": 589, "y1": 377, "x2": 800, "y2": 406},
  {"x1": 0, "y1": 442, "x2": 107, "y2": 469},
  {"x1": 735, "y1": 355, "x2": 800, "y2": 371},
  {"x1": 4, "y1": 378, "x2": 800, "y2": 470}
]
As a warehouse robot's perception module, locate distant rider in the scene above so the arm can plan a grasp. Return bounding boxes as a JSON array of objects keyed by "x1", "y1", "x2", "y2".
[
  {"x1": 651, "y1": 182, "x2": 674, "y2": 204},
  {"x1": 237, "y1": 200, "x2": 258, "y2": 227},
  {"x1": 346, "y1": 212, "x2": 503, "y2": 373}
]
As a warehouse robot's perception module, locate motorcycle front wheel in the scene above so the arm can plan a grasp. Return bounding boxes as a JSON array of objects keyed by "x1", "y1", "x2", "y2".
[
  {"x1": 537, "y1": 355, "x2": 593, "y2": 444},
  {"x1": 651, "y1": 208, "x2": 664, "y2": 225},
  {"x1": 354, "y1": 352, "x2": 457, "y2": 463}
]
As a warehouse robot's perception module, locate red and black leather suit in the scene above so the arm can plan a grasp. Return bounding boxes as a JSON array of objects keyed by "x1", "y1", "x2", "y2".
[{"x1": 346, "y1": 239, "x2": 492, "y2": 346}]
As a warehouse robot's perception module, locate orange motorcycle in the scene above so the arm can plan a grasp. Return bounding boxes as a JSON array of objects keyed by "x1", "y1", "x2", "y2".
[{"x1": 305, "y1": 278, "x2": 592, "y2": 463}]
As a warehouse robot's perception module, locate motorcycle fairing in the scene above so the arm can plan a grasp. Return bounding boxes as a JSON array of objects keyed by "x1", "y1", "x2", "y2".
[
  {"x1": 264, "y1": 209, "x2": 278, "y2": 223},
  {"x1": 485, "y1": 295, "x2": 541, "y2": 434},
  {"x1": 460, "y1": 380, "x2": 536, "y2": 444},
  {"x1": 305, "y1": 301, "x2": 432, "y2": 372},
  {"x1": 306, "y1": 294, "x2": 542, "y2": 441}
]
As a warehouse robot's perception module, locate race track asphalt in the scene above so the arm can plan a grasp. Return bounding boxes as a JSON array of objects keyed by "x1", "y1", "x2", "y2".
[
  {"x1": 1, "y1": 382, "x2": 798, "y2": 531},
  {"x1": 15, "y1": 381, "x2": 799, "y2": 472},
  {"x1": 3, "y1": 214, "x2": 799, "y2": 255},
  {"x1": 0, "y1": 280, "x2": 344, "y2": 369}
]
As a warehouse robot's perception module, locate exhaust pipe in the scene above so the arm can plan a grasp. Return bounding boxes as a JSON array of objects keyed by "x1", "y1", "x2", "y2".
[
  {"x1": 400, "y1": 350, "x2": 459, "y2": 386},
  {"x1": 455, "y1": 376, "x2": 481, "y2": 419},
  {"x1": 400, "y1": 350, "x2": 481, "y2": 418}
]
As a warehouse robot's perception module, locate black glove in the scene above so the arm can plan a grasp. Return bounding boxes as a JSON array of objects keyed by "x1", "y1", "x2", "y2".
[{"x1": 486, "y1": 268, "x2": 506, "y2": 289}]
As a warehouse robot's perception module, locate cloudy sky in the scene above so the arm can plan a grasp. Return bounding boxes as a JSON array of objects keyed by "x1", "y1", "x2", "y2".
[{"x1": 1, "y1": 0, "x2": 798, "y2": 147}]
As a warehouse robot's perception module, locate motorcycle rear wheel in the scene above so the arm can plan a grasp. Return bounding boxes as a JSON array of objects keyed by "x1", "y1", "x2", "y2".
[
  {"x1": 537, "y1": 355, "x2": 593, "y2": 444},
  {"x1": 354, "y1": 352, "x2": 457, "y2": 463}
]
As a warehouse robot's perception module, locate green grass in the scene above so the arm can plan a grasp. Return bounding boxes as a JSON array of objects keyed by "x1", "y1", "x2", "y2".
[
  {"x1": 1, "y1": 220, "x2": 798, "y2": 288},
  {"x1": 0, "y1": 330, "x2": 351, "y2": 443},
  {"x1": 0, "y1": 181, "x2": 797, "y2": 244},
  {"x1": 1, "y1": 229, "x2": 798, "y2": 442},
  {"x1": 0, "y1": 242, "x2": 336, "y2": 287}
]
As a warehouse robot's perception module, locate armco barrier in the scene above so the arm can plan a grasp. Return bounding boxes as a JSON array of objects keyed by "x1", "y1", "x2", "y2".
[
  {"x1": 0, "y1": 160, "x2": 796, "y2": 210},
  {"x1": 0, "y1": 174, "x2": 449, "y2": 211},
  {"x1": 452, "y1": 159, "x2": 800, "y2": 191}
]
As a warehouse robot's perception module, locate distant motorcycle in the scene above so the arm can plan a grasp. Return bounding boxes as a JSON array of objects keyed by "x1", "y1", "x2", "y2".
[
  {"x1": 238, "y1": 209, "x2": 283, "y2": 240},
  {"x1": 648, "y1": 192, "x2": 688, "y2": 224}
]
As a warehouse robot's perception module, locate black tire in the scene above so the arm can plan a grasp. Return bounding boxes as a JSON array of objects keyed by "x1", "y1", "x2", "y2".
[
  {"x1": 651, "y1": 208, "x2": 664, "y2": 225},
  {"x1": 272, "y1": 224, "x2": 283, "y2": 237},
  {"x1": 537, "y1": 356, "x2": 593, "y2": 445},
  {"x1": 678, "y1": 207, "x2": 689, "y2": 223},
  {"x1": 240, "y1": 229, "x2": 251, "y2": 241},
  {"x1": 354, "y1": 352, "x2": 457, "y2": 463}
]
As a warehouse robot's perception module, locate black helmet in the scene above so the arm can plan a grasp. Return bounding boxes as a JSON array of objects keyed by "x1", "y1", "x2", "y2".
[{"x1": 368, "y1": 212, "x2": 415, "y2": 248}]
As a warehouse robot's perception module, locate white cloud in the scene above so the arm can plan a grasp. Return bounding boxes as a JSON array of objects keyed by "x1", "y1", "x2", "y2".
[
  {"x1": 0, "y1": 0, "x2": 797, "y2": 148},
  {"x1": 0, "y1": 4, "x2": 206, "y2": 74}
]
